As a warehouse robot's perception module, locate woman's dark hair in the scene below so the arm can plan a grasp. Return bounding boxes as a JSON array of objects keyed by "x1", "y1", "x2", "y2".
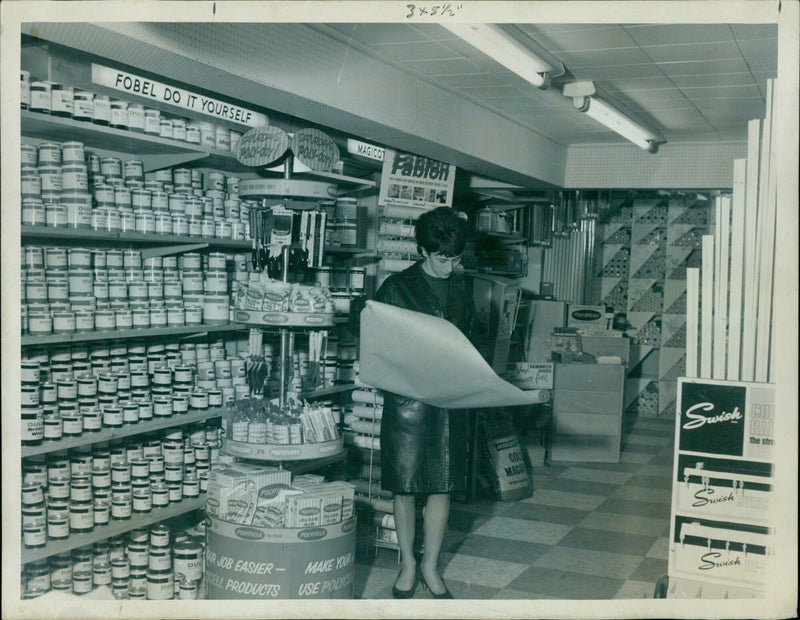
[{"x1": 415, "y1": 207, "x2": 469, "y2": 256}]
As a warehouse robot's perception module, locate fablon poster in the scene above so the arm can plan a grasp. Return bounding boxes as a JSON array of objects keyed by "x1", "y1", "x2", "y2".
[{"x1": 378, "y1": 149, "x2": 456, "y2": 209}]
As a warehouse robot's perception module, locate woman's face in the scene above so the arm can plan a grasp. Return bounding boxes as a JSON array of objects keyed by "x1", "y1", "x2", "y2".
[{"x1": 422, "y1": 249, "x2": 462, "y2": 279}]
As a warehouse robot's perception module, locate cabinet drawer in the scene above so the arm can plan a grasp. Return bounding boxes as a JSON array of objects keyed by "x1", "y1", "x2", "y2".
[
  {"x1": 555, "y1": 412, "x2": 620, "y2": 436},
  {"x1": 555, "y1": 363, "x2": 624, "y2": 391},
  {"x1": 554, "y1": 390, "x2": 622, "y2": 415}
]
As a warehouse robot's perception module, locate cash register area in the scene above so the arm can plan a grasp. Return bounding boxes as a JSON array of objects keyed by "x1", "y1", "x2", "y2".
[{"x1": 352, "y1": 413, "x2": 676, "y2": 600}]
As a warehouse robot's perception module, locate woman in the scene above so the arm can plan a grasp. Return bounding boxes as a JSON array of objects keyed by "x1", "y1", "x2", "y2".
[{"x1": 372, "y1": 206, "x2": 475, "y2": 599}]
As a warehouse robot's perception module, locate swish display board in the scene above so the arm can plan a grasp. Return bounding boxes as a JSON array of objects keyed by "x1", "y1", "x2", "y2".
[{"x1": 668, "y1": 378, "x2": 776, "y2": 597}]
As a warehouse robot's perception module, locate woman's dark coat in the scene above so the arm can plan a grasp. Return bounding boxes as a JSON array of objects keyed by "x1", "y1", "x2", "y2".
[{"x1": 372, "y1": 261, "x2": 475, "y2": 494}]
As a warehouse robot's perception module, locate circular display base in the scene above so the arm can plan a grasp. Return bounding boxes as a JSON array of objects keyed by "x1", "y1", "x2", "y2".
[{"x1": 221, "y1": 437, "x2": 344, "y2": 461}]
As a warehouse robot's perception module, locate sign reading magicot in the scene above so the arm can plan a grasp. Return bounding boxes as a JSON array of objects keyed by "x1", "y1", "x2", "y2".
[
  {"x1": 91, "y1": 64, "x2": 268, "y2": 128},
  {"x1": 292, "y1": 128, "x2": 339, "y2": 172},
  {"x1": 235, "y1": 126, "x2": 290, "y2": 168},
  {"x1": 378, "y1": 149, "x2": 456, "y2": 209}
]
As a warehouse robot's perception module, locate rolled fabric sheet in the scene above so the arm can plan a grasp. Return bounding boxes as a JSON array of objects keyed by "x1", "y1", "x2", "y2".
[
  {"x1": 355, "y1": 494, "x2": 394, "y2": 514},
  {"x1": 352, "y1": 389, "x2": 384, "y2": 405},
  {"x1": 375, "y1": 512, "x2": 396, "y2": 530},
  {"x1": 520, "y1": 388, "x2": 551, "y2": 403},
  {"x1": 348, "y1": 418, "x2": 381, "y2": 436},
  {"x1": 351, "y1": 478, "x2": 393, "y2": 499},
  {"x1": 352, "y1": 435, "x2": 381, "y2": 450},
  {"x1": 352, "y1": 404, "x2": 383, "y2": 420},
  {"x1": 358, "y1": 463, "x2": 382, "y2": 480}
]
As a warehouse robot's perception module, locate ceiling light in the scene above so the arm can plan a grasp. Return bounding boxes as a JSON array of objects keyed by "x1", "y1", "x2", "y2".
[
  {"x1": 442, "y1": 23, "x2": 563, "y2": 89},
  {"x1": 571, "y1": 95, "x2": 664, "y2": 153}
]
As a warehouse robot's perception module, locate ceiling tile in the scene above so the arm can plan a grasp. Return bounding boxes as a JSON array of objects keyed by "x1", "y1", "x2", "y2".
[
  {"x1": 334, "y1": 23, "x2": 432, "y2": 45},
  {"x1": 375, "y1": 40, "x2": 461, "y2": 62},
  {"x1": 641, "y1": 41, "x2": 743, "y2": 63},
  {"x1": 525, "y1": 26, "x2": 638, "y2": 52},
  {"x1": 435, "y1": 39, "x2": 507, "y2": 71},
  {"x1": 571, "y1": 63, "x2": 665, "y2": 81},
  {"x1": 695, "y1": 97, "x2": 767, "y2": 119},
  {"x1": 648, "y1": 107, "x2": 712, "y2": 129},
  {"x1": 522, "y1": 24, "x2": 629, "y2": 34},
  {"x1": 432, "y1": 72, "x2": 519, "y2": 89},
  {"x1": 730, "y1": 24, "x2": 778, "y2": 40},
  {"x1": 744, "y1": 56, "x2": 778, "y2": 74},
  {"x1": 490, "y1": 97, "x2": 556, "y2": 115},
  {"x1": 457, "y1": 85, "x2": 530, "y2": 99},
  {"x1": 671, "y1": 72, "x2": 756, "y2": 88},
  {"x1": 402, "y1": 58, "x2": 479, "y2": 75},
  {"x1": 619, "y1": 90, "x2": 692, "y2": 109},
  {"x1": 557, "y1": 47, "x2": 651, "y2": 68},
  {"x1": 716, "y1": 126, "x2": 749, "y2": 140},
  {"x1": 657, "y1": 58, "x2": 751, "y2": 77},
  {"x1": 624, "y1": 24, "x2": 734, "y2": 46},
  {"x1": 736, "y1": 37, "x2": 778, "y2": 59},
  {"x1": 679, "y1": 84, "x2": 764, "y2": 100},
  {"x1": 603, "y1": 76, "x2": 678, "y2": 92}
]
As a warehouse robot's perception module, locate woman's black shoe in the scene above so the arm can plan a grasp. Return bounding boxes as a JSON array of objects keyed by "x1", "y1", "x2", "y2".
[
  {"x1": 419, "y1": 571, "x2": 454, "y2": 599},
  {"x1": 391, "y1": 573, "x2": 419, "y2": 599}
]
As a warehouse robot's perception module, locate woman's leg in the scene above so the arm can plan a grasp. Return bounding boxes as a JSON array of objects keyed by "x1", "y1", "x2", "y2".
[
  {"x1": 393, "y1": 493, "x2": 417, "y2": 590},
  {"x1": 419, "y1": 493, "x2": 450, "y2": 594}
]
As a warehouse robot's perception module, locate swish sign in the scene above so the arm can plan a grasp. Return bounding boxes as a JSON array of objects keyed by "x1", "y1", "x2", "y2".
[{"x1": 679, "y1": 382, "x2": 747, "y2": 456}]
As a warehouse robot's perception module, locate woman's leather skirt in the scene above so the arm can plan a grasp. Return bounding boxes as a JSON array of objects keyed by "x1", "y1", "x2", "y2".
[{"x1": 379, "y1": 392, "x2": 467, "y2": 495}]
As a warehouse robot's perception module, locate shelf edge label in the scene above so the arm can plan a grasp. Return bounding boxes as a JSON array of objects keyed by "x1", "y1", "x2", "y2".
[
  {"x1": 91, "y1": 64, "x2": 268, "y2": 128},
  {"x1": 346, "y1": 139, "x2": 385, "y2": 162}
]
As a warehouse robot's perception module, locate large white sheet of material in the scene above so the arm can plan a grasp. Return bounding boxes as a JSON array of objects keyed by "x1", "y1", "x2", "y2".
[{"x1": 359, "y1": 300, "x2": 541, "y2": 409}]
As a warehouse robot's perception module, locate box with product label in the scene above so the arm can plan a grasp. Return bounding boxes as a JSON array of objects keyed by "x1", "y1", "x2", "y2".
[
  {"x1": 285, "y1": 493, "x2": 323, "y2": 528},
  {"x1": 207, "y1": 464, "x2": 292, "y2": 523},
  {"x1": 503, "y1": 362, "x2": 554, "y2": 390}
]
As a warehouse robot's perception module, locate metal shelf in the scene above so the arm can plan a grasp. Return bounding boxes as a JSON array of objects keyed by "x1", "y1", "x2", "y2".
[
  {"x1": 298, "y1": 383, "x2": 356, "y2": 399},
  {"x1": 21, "y1": 323, "x2": 248, "y2": 347},
  {"x1": 232, "y1": 310, "x2": 334, "y2": 328},
  {"x1": 221, "y1": 437, "x2": 344, "y2": 461},
  {"x1": 21, "y1": 496, "x2": 207, "y2": 564},
  {"x1": 323, "y1": 246, "x2": 374, "y2": 255},
  {"x1": 21, "y1": 225, "x2": 252, "y2": 251},
  {"x1": 21, "y1": 111, "x2": 252, "y2": 173},
  {"x1": 21, "y1": 407, "x2": 227, "y2": 458}
]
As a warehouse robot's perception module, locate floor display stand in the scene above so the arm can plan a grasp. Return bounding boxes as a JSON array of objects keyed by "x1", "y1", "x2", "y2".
[{"x1": 665, "y1": 377, "x2": 776, "y2": 598}]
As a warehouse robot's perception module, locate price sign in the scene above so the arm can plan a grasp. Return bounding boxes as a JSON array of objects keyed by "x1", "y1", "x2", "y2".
[
  {"x1": 236, "y1": 126, "x2": 290, "y2": 167},
  {"x1": 292, "y1": 128, "x2": 340, "y2": 172}
]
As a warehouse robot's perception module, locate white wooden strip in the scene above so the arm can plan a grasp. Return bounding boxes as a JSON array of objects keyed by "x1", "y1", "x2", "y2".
[
  {"x1": 686, "y1": 267, "x2": 700, "y2": 378},
  {"x1": 713, "y1": 197, "x2": 730, "y2": 380},
  {"x1": 700, "y1": 235, "x2": 715, "y2": 378},
  {"x1": 740, "y1": 119, "x2": 762, "y2": 381},
  {"x1": 711, "y1": 196, "x2": 727, "y2": 379},
  {"x1": 755, "y1": 80, "x2": 778, "y2": 382},
  {"x1": 726, "y1": 159, "x2": 747, "y2": 380}
]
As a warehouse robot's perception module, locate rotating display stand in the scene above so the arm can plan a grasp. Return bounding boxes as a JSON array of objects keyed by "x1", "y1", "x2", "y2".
[{"x1": 207, "y1": 173, "x2": 355, "y2": 599}]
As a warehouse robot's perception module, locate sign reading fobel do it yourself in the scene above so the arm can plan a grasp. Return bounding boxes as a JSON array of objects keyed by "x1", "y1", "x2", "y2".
[
  {"x1": 91, "y1": 64, "x2": 268, "y2": 128},
  {"x1": 378, "y1": 149, "x2": 456, "y2": 209}
]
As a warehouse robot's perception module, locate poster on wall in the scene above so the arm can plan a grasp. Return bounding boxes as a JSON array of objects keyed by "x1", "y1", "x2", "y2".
[{"x1": 378, "y1": 149, "x2": 456, "y2": 209}]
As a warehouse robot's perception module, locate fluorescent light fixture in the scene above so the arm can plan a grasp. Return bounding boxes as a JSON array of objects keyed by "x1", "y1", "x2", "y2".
[
  {"x1": 442, "y1": 23, "x2": 561, "y2": 89},
  {"x1": 573, "y1": 95, "x2": 663, "y2": 152}
]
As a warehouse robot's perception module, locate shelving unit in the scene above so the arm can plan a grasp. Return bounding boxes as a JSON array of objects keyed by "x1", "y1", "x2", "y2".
[
  {"x1": 21, "y1": 407, "x2": 226, "y2": 458},
  {"x1": 21, "y1": 324, "x2": 246, "y2": 347},
  {"x1": 21, "y1": 110, "x2": 251, "y2": 173},
  {"x1": 21, "y1": 225, "x2": 253, "y2": 252},
  {"x1": 18, "y1": 104, "x2": 256, "y2": 577},
  {"x1": 21, "y1": 496, "x2": 207, "y2": 564}
]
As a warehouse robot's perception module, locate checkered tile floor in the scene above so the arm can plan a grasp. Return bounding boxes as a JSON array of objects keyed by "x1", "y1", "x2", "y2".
[{"x1": 352, "y1": 414, "x2": 676, "y2": 599}]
